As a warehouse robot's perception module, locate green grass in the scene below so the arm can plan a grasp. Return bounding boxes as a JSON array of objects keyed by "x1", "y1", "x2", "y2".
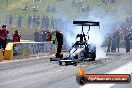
[{"x1": 0, "y1": 0, "x2": 131, "y2": 40}]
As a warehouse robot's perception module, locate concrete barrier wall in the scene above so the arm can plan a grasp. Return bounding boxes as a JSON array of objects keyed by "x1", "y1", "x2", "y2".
[
  {"x1": 0, "y1": 49, "x2": 4, "y2": 61},
  {"x1": 4, "y1": 42, "x2": 53, "y2": 60},
  {"x1": 4, "y1": 43, "x2": 14, "y2": 60}
]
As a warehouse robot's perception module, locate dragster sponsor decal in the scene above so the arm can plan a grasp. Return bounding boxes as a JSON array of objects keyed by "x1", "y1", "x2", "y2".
[{"x1": 76, "y1": 66, "x2": 131, "y2": 85}]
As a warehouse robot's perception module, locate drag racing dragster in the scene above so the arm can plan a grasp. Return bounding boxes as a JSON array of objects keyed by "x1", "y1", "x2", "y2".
[
  {"x1": 50, "y1": 21, "x2": 100, "y2": 66},
  {"x1": 59, "y1": 41, "x2": 96, "y2": 66},
  {"x1": 59, "y1": 21, "x2": 100, "y2": 66}
]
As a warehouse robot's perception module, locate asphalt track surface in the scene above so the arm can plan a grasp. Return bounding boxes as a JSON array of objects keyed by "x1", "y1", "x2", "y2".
[{"x1": 0, "y1": 48, "x2": 132, "y2": 88}]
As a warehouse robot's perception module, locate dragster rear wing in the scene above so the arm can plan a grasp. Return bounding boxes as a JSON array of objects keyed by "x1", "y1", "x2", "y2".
[
  {"x1": 73, "y1": 21, "x2": 100, "y2": 26},
  {"x1": 73, "y1": 21, "x2": 100, "y2": 31}
]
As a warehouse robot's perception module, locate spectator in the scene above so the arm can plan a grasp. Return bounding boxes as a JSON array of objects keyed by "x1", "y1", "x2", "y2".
[
  {"x1": 34, "y1": 29, "x2": 40, "y2": 42},
  {"x1": 54, "y1": 18, "x2": 58, "y2": 29},
  {"x1": 51, "y1": 17, "x2": 55, "y2": 29},
  {"x1": 0, "y1": 24, "x2": 9, "y2": 50},
  {"x1": 13, "y1": 30, "x2": 21, "y2": 42},
  {"x1": 18, "y1": 15, "x2": 23, "y2": 29},
  {"x1": 46, "y1": 5, "x2": 51, "y2": 12},
  {"x1": 33, "y1": 5, "x2": 38, "y2": 12},
  {"x1": 41, "y1": 15, "x2": 45, "y2": 28},
  {"x1": 8, "y1": 14, "x2": 13, "y2": 26},
  {"x1": 39, "y1": 30, "x2": 44, "y2": 42},
  {"x1": 41, "y1": 30, "x2": 48, "y2": 41},
  {"x1": 115, "y1": 31, "x2": 120, "y2": 52},
  {"x1": 47, "y1": 31, "x2": 52, "y2": 41},
  {"x1": 107, "y1": 35, "x2": 112, "y2": 52},
  {"x1": 111, "y1": 33, "x2": 117, "y2": 52},
  {"x1": 51, "y1": 31, "x2": 56, "y2": 44},
  {"x1": 22, "y1": 4, "x2": 29, "y2": 11},
  {"x1": 33, "y1": 15, "x2": 37, "y2": 29},
  {"x1": 125, "y1": 34, "x2": 131, "y2": 54},
  {"x1": 36, "y1": 15, "x2": 40, "y2": 28},
  {"x1": 72, "y1": 0, "x2": 76, "y2": 7},
  {"x1": 45, "y1": 16, "x2": 49, "y2": 29},
  {"x1": 27, "y1": 15, "x2": 32, "y2": 29}
]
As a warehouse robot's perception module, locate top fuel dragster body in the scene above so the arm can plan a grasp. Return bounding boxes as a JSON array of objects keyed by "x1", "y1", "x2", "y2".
[{"x1": 50, "y1": 21, "x2": 100, "y2": 66}]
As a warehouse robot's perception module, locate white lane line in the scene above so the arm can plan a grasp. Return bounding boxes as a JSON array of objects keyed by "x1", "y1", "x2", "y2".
[{"x1": 80, "y1": 61, "x2": 132, "y2": 88}]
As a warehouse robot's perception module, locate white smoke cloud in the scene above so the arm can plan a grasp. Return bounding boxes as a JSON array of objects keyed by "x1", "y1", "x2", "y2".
[
  {"x1": 63, "y1": 12, "x2": 112, "y2": 59},
  {"x1": 62, "y1": 1, "x2": 130, "y2": 58},
  {"x1": 78, "y1": 0, "x2": 132, "y2": 88},
  {"x1": 58, "y1": 0, "x2": 132, "y2": 60}
]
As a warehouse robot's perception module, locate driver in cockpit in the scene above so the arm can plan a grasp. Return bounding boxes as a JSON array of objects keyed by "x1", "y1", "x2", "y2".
[{"x1": 76, "y1": 32, "x2": 86, "y2": 43}]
